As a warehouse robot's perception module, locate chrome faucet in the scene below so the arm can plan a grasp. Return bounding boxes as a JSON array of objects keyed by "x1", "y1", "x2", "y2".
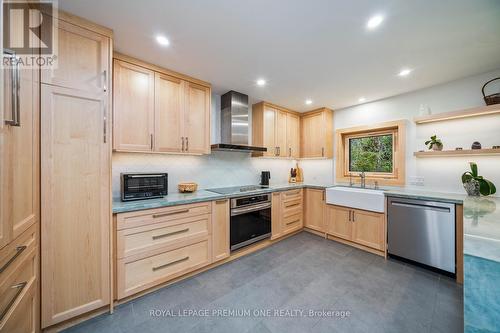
[
  {"x1": 349, "y1": 174, "x2": 354, "y2": 187},
  {"x1": 359, "y1": 172, "x2": 366, "y2": 188}
]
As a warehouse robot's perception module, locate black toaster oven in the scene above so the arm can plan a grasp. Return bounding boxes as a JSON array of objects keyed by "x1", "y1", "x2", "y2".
[{"x1": 121, "y1": 173, "x2": 168, "y2": 201}]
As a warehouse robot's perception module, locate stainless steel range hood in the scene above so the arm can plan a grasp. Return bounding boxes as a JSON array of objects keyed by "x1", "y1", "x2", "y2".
[{"x1": 211, "y1": 91, "x2": 267, "y2": 153}]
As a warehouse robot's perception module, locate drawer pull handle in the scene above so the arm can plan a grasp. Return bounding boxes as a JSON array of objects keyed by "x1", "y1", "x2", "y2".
[
  {"x1": 285, "y1": 191, "x2": 300, "y2": 196},
  {"x1": 152, "y1": 256, "x2": 189, "y2": 272},
  {"x1": 286, "y1": 219, "x2": 300, "y2": 226},
  {"x1": 0, "y1": 281, "x2": 27, "y2": 322},
  {"x1": 284, "y1": 202, "x2": 300, "y2": 208},
  {"x1": 0, "y1": 245, "x2": 27, "y2": 274},
  {"x1": 153, "y1": 209, "x2": 189, "y2": 218},
  {"x1": 215, "y1": 199, "x2": 228, "y2": 204},
  {"x1": 152, "y1": 228, "x2": 189, "y2": 240}
]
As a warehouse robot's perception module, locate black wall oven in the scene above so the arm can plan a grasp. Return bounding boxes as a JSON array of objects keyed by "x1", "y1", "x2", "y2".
[{"x1": 230, "y1": 194, "x2": 271, "y2": 251}]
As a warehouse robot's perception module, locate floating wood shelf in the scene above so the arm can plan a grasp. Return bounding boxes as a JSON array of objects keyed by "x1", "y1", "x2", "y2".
[
  {"x1": 414, "y1": 104, "x2": 500, "y2": 124},
  {"x1": 414, "y1": 149, "x2": 500, "y2": 158}
]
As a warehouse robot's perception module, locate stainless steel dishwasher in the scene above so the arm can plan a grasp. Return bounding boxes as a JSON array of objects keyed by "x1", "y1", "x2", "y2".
[{"x1": 387, "y1": 197, "x2": 456, "y2": 274}]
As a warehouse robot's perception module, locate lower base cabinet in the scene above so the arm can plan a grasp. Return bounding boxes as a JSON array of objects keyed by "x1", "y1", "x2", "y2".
[
  {"x1": 326, "y1": 204, "x2": 385, "y2": 253},
  {"x1": 0, "y1": 225, "x2": 39, "y2": 333},
  {"x1": 271, "y1": 189, "x2": 303, "y2": 239},
  {"x1": 303, "y1": 189, "x2": 326, "y2": 232},
  {"x1": 212, "y1": 199, "x2": 230, "y2": 262},
  {"x1": 115, "y1": 202, "x2": 213, "y2": 299}
]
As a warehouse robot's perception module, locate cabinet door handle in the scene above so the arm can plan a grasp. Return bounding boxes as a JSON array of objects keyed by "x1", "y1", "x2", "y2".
[
  {"x1": 0, "y1": 245, "x2": 27, "y2": 274},
  {"x1": 152, "y1": 256, "x2": 189, "y2": 271},
  {"x1": 0, "y1": 281, "x2": 27, "y2": 322},
  {"x1": 103, "y1": 70, "x2": 107, "y2": 92},
  {"x1": 352, "y1": 211, "x2": 355, "y2": 222},
  {"x1": 322, "y1": 191, "x2": 325, "y2": 201},
  {"x1": 103, "y1": 105, "x2": 107, "y2": 143},
  {"x1": 152, "y1": 228, "x2": 189, "y2": 240},
  {"x1": 153, "y1": 209, "x2": 189, "y2": 218},
  {"x1": 289, "y1": 147, "x2": 292, "y2": 157},
  {"x1": 4, "y1": 49, "x2": 20, "y2": 127},
  {"x1": 348, "y1": 210, "x2": 351, "y2": 222},
  {"x1": 321, "y1": 147, "x2": 325, "y2": 157},
  {"x1": 181, "y1": 137, "x2": 185, "y2": 151},
  {"x1": 186, "y1": 137, "x2": 189, "y2": 151},
  {"x1": 150, "y1": 134, "x2": 154, "y2": 150}
]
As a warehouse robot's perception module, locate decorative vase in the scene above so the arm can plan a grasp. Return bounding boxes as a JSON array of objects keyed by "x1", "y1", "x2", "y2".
[
  {"x1": 432, "y1": 144, "x2": 443, "y2": 151},
  {"x1": 463, "y1": 179, "x2": 480, "y2": 196}
]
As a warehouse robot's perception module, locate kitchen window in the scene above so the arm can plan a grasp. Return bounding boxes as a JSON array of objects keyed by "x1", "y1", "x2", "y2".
[{"x1": 336, "y1": 120, "x2": 406, "y2": 186}]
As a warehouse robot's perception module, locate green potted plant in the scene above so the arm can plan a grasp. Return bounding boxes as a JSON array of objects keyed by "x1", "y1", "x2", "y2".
[
  {"x1": 425, "y1": 135, "x2": 443, "y2": 151},
  {"x1": 461, "y1": 162, "x2": 496, "y2": 196}
]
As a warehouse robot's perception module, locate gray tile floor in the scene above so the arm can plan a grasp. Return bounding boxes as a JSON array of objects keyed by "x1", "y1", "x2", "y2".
[{"x1": 64, "y1": 232, "x2": 463, "y2": 333}]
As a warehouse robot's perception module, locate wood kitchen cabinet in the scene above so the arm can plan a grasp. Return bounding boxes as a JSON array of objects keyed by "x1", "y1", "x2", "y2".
[
  {"x1": 40, "y1": 13, "x2": 112, "y2": 328},
  {"x1": 326, "y1": 204, "x2": 385, "y2": 255},
  {"x1": 304, "y1": 189, "x2": 326, "y2": 233},
  {"x1": 252, "y1": 102, "x2": 301, "y2": 158},
  {"x1": 300, "y1": 108, "x2": 333, "y2": 158},
  {"x1": 113, "y1": 54, "x2": 211, "y2": 154},
  {"x1": 286, "y1": 113, "x2": 300, "y2": 158},
  {"x1": 1, "y1": 8, "x2": 40, "y2": 332},
  {"x1": 113, "y1": 59, "x2": 155, "y2": 152},
  {"x1": 271, "y1": 190, "x2": 303, "y2": 239},
  {"x1": 212, "y1": 199, "x2": 230, "y2": 262}
]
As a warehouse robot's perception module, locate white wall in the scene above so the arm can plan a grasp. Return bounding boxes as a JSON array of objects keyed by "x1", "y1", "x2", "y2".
[{"x1": 334, "y1": 69, "x2": 500, "y2": 195}]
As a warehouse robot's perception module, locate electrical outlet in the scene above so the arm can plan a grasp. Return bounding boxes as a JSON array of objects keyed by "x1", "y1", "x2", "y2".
[{"x1": 409, "y1": 176, "x2": 425, "y2": 186}]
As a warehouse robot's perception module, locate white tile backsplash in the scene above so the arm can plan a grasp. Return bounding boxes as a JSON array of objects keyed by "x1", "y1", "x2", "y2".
[{"x1": 112, "y1": 151, "x2": 333, "y2": 198}]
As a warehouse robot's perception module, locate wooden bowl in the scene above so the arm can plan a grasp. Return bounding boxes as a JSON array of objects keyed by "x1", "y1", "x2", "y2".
[{"x1": 178, "y1": 182, "x2": 198, "y2": 193}]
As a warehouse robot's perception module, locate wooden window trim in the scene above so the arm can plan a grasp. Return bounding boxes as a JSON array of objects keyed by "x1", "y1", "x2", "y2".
[{"x1": 336, "y1": 120, "x2": 406, "y2": 186}]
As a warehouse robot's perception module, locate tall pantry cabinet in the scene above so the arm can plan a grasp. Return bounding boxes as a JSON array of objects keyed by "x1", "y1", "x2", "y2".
[
  {"x1": 40, "y1": 13, "x2": 113, "y2": 328},
  {"x1": 0, "y1": 6, "x2": 40, "y2": 331}
]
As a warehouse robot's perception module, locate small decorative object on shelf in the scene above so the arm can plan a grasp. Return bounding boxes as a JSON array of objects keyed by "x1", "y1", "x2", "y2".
[
  {"x1": 425, "y1": 135, "x2": 443, "y2": 151},
  {"x1": 493, "y1": 145, "x2": 500, "y2": 149},
  {"x1": 178, "y1": 182, "x2": 198, "y2": 193},
  {"x1": 461, "y1": 162, "x2": 496, "y2": 196},
  {"x1": 482, "y1": 77, "x2": 500, "y2": 106},
  {"x1": 455, "y1": 147, "x2": 463, "y2": 150},
  {"x1": 471, "y1": 141, "x2": 482, "y2": 150}
]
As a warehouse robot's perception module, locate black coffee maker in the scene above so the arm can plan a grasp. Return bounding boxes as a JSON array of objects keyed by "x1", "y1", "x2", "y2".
[{"x1": 260, "y1": 171, "x2": 271, "y2": 186}]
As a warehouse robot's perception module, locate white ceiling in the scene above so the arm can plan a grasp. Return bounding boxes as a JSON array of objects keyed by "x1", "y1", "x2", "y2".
[{"x1": 59, "y1": 0, "x2": 500, "y2": 111}]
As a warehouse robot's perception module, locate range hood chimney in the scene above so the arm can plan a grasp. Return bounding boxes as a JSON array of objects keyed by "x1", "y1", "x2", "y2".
[{"x1": 211, "y1": 91, "x2": 267, "y2": 153}]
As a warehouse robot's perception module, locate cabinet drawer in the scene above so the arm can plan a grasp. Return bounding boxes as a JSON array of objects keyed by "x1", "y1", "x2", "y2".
[
  {"x1": 282, "y1": 213, "x2": 303, "y2": 234},
  {"x1": 0, "y1": 279, "x2": 36, "y2": 333},
  {"x1": 0, "y1": 225, "x2": 37, "y2": 285},
  {"x1": 0, "y1": 247, "x2": 37, "y2": 331},
  {"x1": 116, "y1": 202, "x2": 212, "y2": 230},
  {"x1": 117, "y1": 214, "x2": 211, "y2": 259},
  {"x1": 117, "y1": 239, "x2": 210, "y2": 299},
  {"x1": 281, "y1": 189, "x2": 302, "y2": 202},
  {"x1": 282, "y1": 198, "x2": 302, "y2": 216}
]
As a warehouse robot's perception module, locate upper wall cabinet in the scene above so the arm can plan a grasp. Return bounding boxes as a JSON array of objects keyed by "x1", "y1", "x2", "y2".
[
  {"x1": 252, "y1": 102, "x2": 300, "y2": 158},
  {"x1": 300, "y1": 108, "x2": 333, "y2": 158},
  {"x1": 113, "y1": 54, "x2": 211, "y2": 154}
]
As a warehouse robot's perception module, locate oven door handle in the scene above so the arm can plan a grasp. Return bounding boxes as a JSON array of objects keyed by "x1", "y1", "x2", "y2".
[{"x1": 231, "y1": 203, "x2": 271, "y2": 216}]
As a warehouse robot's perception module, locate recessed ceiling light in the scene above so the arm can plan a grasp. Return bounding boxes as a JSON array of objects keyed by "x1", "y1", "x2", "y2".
[
  {"x1": 156, "y1": 35, "x2": 170, "y2": 46},
  {"x1": 366, "y1": 15, "x2": 384, "y2": 30},
  {"x1": 358, "y1": 97, "x2": 366, "y2": 103},
  {"x1": 256, "y1": 79, "x2": 266, "y2": 86},
  {"x1": 398, "y1": 68, "x2": 412, "y2": 77},
  {"x1": 305, "y1": 99, "x2": 313, "y2": 105}
]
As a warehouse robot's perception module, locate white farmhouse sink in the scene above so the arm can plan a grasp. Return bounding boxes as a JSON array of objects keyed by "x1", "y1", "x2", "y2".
[{"x1": 326, "y1": 187, "x2": 385, "y2": 213}]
